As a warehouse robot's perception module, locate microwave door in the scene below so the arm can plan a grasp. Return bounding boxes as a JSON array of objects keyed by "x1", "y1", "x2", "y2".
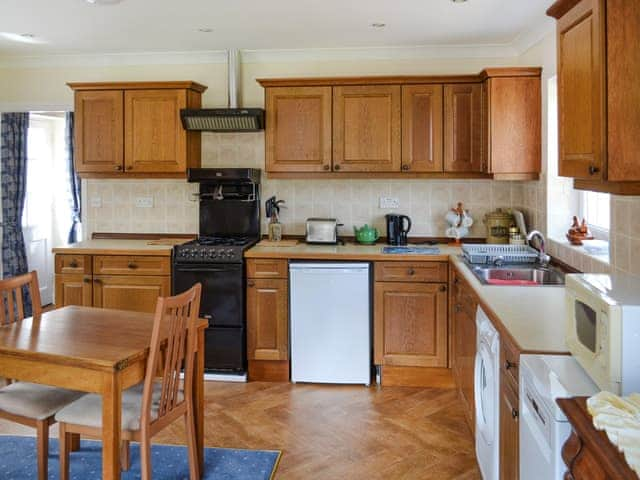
[{"x1": 575, "y1": 299, "x2": 598, "y2": 354}]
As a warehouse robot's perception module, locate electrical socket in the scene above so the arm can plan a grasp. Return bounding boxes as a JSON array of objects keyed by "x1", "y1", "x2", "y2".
[
  {"x1": 379, "y1": 196, "x2": 400, "y2": 209},
  {"x1": 134, "y1": 196, "x2": 154, "y2": 208},
  {"x1": 90, "y1": 196, "x2": 102, "y2": 208}
]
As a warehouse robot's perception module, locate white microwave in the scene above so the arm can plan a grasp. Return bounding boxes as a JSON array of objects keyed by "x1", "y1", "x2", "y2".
[{"x1": 565, "y1": 273, "x2": 640, "y2": 395}]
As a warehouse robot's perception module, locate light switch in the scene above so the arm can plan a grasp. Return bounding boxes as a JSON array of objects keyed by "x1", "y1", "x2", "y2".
[
  {"x1": 135, "y1": 196, "x2": 154, "y2": 208},
  {"x1": 379, "y1": 197, "x2": 400, "y2": 209}
]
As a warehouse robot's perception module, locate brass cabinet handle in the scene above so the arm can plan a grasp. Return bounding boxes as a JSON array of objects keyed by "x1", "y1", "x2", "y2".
[
  {"x1": 504, "y1": 360, "x2": 516, "y2": 371},
  {"x1": 453, "y1": 277, "x2": 460, "y2": 285},
  {"x1": 588, "y1": 165, "x2": 600, "y2": 175},
  {"x1": 247, "y1": 280, "x2": 255, "y2": 287},
  {"x1": 439, "y1": 285, "x2": 447, "y2": 292},
  {"x1": 127, "y1": 262, "x2": 138, "y2": 269},
  {"x1": 93, "y1": 278, "x2": 102, "y2": 284},
  {"x1": 408, "y1": 268, "x2": 415, "y2": 276},
  {"x1": 114, "y1": 165, "x2": 123, "y2": 171},
  {"x1": 69, "y1": 260, "x2": 78, "y2": 268},
  {"x1": 455, "y1": 304, "x2": 462, "y2": 312},
  {"x1": 334, "y1": 164, "x2": 341, "y2": 171},
  {"x1": 402, "y1": 164, "x2": 410, "y2": 171},
  {"x1": 83, "y1": 277, "x2": 91, "y2": 284},
  {"x1": 511, "y1": 408, "x2": 519, "y2": 419},
  {"x1": 323, "y1": 164, "x2": 330, "y2": 171},
  {"x1": 125, "y1": 165, "x2": 133, "y2": 171}
]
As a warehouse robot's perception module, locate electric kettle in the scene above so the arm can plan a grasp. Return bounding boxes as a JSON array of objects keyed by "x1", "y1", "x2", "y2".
[{"x1": 385, "y1": 214, "x2": 412, "y2": 246}]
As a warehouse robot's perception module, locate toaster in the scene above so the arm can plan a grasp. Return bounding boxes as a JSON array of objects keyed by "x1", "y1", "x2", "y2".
[{"x1": 305, "y1": 218, "x2": 340, "y2": 244}]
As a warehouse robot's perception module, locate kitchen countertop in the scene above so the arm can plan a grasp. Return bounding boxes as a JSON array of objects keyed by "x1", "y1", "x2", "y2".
[
  {"x1": 52, "y1": 239, "x2": 180, "y2": 256},
  {"x1": 246, "y1": 241, "x2": 569, "y2": 354}
]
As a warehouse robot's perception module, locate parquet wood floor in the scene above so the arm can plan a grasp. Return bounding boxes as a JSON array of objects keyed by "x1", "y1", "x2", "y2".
[{"x1": 0, "y1": 381, "x2": 481, "y2": 479}]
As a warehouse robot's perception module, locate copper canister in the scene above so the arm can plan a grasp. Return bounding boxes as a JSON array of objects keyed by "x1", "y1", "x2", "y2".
[{"x1": 483, "y1": 208, "x2": 514, "y2": 244}]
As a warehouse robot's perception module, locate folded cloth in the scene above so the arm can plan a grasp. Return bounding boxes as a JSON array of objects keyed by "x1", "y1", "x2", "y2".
[{"x1": 587, "y1": 391, "x2": 640, "y2": 475}]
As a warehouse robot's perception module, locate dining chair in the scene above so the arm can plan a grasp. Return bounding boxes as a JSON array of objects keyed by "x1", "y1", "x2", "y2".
[
  {"x1": 0, "y1": 271, "x2": 84, "y2": 480},
  {"x1": 56, "y1": 282, "x2": 203, "y2": 480}
]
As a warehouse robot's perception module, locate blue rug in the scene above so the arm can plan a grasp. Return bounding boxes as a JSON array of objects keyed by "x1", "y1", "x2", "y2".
[{"x1": 0, "y1": 436, "x2": 281, "y2": 480}]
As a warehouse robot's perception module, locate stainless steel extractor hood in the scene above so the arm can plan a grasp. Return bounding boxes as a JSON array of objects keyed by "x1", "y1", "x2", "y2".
[{"x1": 180, "y1": 50, "x2": 265, "y2": 132}]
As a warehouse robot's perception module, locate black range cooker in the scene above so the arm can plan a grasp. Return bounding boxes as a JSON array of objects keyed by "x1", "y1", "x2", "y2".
[{"x1": 172, "y1": 168, "x2": 261, "y2": 374}]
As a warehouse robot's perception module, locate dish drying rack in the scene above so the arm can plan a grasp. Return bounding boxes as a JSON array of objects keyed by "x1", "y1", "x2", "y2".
[{"x1": 462, "y1": 244, "x2": 541, "y2": 265}]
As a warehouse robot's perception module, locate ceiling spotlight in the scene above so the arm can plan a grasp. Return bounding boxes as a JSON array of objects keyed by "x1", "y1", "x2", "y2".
[
  {"x1": 451, "y1": 0, "x2": 469, "y2": 3},
  {"x1": 0, "y1": 32, "x2": 46, "y2": 44},
  {"x1": 197, "y1": 28, "x2": 214, "y2": 33},
  {"x1": 370, "y1": 22, "x2": 386, "y2": 28},
  {"x1": 85, "y1": 0, "x2": 123, "y2": 5}
]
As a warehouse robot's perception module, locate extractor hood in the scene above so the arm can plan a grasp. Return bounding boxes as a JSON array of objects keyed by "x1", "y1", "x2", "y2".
[{"x1": 180, "y1": 50, "x2": 265, "y2": 132}]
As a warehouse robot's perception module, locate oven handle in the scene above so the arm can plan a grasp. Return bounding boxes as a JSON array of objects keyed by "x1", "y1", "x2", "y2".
[{"x1": 174, "y1": 265, "x2": 242, "y2": 273}]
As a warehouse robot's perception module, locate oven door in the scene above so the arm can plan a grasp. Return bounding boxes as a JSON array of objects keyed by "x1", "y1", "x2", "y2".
[{"x1": 173, "y1": 263, "x2": 244, "y2": 327}]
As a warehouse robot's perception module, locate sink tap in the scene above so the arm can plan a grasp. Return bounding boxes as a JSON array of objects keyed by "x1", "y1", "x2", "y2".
[{"x1": 526, "y1": 230, "x2": 551, "y2": 266}]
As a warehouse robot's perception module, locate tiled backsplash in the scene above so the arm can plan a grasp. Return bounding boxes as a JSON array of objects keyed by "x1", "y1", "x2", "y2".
[{"x1": 84, "y1": 133, "x2": 526, "y2": 239}]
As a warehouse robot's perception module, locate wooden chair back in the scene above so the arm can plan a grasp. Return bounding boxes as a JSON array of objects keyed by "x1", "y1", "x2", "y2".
[
  {"x1": 0, "y1": 271, "x2": 42, "y2": 325},
  {"x1": 141, "y1": 283, "x2": 201, "y2": 428}
]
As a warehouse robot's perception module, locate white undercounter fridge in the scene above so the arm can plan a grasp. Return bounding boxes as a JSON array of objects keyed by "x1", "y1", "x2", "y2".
[{"x1": 289, "y1": 262, "x2": 371, "y2": 385}]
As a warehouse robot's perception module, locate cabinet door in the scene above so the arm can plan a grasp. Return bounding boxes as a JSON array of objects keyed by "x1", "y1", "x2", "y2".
[
  {"x1": 374, "y1": 282, "x2": 448, "y2": 367},
  {"x1": 74, "y1": 90, "x2": 124, "y2": 174},
  {"x1": 500, "y1": 374, "x2": 520, "y2": 480},
  {"x1": 92, "y1": 275, "x2": 170, "y2": 313},
  {"x1": 452, "y1": 281, "x2": 477, "y2": 431},
  {"x1": 556, "y1": 0, "x2": 605, "y2": 179},
  {"x1": 54, "y1": 274, "x2": 92, "y2": 308},
  {"x1": 402, "y1": 85, "x2": 444, "y2": 172},
  {"x1": 265, "y1": 87, "x2": 332, "y2": 173},
  {"x1": 333, "y1": 85, "x2": 401, "y2": 172},
  {"x1": 124, "y1": 89, "x2": 187, "y2": 173},
  {"x1": 247, "y1": 278, "x2": 288, "y2": 361},
  {"x1": 486, "y1": 77, "x2": 541, "y2": 175},
  {"x1": 444, "y1": 84, "x2": 483, "y2": 172}
]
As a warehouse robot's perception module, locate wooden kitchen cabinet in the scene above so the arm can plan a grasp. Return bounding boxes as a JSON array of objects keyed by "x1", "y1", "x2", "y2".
[
  {"x1": 54, "y1": 253, "x2": 171, "y2": 313},
  {"x1": 54, "y1": 274, "x2": 93, "y2": 308},
  {"x1": 333, "y1": 85, "x2": 402, "y2": 172},
  {"x1": 500, "y1": 373, "x2": 520, "y2": 480},
  {"x1": 247, "y1": 278, "x2": 288, "y2": 361},
  {"x1": 401, "y1": 84, "x2": 443, "y2": 173},
  {"x1": 374, "y1": 282, "x2": 448, "y2": 367},
  {"x1": 265, "y1": 86, "x2": 332, "y2": 172},
  {"x1": 482, "y1": 70, "x2": 542, "y2": 180},
  {"x1": 68, "y1": 81, "x2": 206, "y2": 178},
  {"x1": 92, "y1": 275, "x2": 170, "y2": 313},
  {"x1": 73, "y1": 90, "x2": 124, "y2": 174},
  {"x1": 548, "y1": 0, "x2": 640, "y2": 193},
  {"x1": 444, "y1": 83, "x2": 483, "y2": 173},
  {"x1": 246, "y1": 259, "x2": 289, "y2": 382}
]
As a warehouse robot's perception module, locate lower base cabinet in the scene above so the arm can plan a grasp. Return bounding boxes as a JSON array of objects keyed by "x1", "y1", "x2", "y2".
[
  {"x1": 500, "y1": 372, "x2": 519, "y2": 480},
  {"x1": 54, "y1": 253, "x2": 170, "y2": 313}
]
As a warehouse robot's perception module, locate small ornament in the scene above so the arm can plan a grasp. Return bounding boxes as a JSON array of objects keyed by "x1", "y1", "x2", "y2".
[{"x1": 566, "y1": 216, "x2": 594, "y2": 245}]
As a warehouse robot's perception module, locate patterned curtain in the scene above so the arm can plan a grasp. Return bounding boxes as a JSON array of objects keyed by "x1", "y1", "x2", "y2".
[
  {"x1": 1, "y1": 112, "x2": 31, "y2": 315},
  {"x1": 66, "y1": 112, "x2": 81, "y2": 244}
]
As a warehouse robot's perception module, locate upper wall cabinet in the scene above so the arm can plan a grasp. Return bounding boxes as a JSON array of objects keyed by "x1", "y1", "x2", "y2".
[
  {"x1": 265, "y1": 86, "x2": 332, "y2": 173},
  {"x1": 444, "y1": 83, "x2": 483, "y2": 173},
  {"x1": 258, "y1": 70, "x2": 541, "y2": 180},
  {"x1": 548, "y1": 0, "x2": 640, "y2": 194},
  {"x1": 68, "y1": 81, "x2": 207, "y2": 178},
  {"x1": 333, "y1": 85, "x2": 401, "y2": 172},
  {"x1": 402, "y1": 85, "x2": 443, "y2": 173}
]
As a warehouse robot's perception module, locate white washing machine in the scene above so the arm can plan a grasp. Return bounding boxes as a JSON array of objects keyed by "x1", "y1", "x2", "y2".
[
  {"x1": 475, "y1": 306, "x2": 500, "y2": 480},
  {"x1": 519, "y1": 355, "x2": 599, "y2": 480}
]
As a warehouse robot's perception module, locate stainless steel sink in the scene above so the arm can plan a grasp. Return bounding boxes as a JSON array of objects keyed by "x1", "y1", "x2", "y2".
[{"x1": 468, "y1": 263, "x2": 565, "y2": 286}]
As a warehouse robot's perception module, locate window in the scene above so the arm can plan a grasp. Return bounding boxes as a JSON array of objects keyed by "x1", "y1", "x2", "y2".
[{"x1": 581, "y1": 191, "x2": 610, "y2": 240}]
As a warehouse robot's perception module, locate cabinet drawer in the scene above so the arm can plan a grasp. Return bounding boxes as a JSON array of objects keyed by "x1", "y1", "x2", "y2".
[
  {"x1": 501, "y1": 337, "x2": 520, "y2": 389},
  {"x1": 375, "y1": 262, "x2": 448, "y2": 283},
  {"x1": 55, "y1": 255, "x2": 92, "y2": 275},
  {"x1": 247, "y1": 259, "x2": 288, "y2": 279},
  {"x1": 93, "y1": 255, "x2": 170, "y2": 276}
]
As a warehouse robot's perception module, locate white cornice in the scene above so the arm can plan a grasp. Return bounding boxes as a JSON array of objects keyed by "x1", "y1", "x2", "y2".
[{"x1": 0, "y1": 21, "x2": 554, "y2": 69}]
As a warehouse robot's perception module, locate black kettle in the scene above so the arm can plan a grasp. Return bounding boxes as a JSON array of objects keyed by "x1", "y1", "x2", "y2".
[{"x1": 385, "y1": 214, "x2": 412, "y2": 246}]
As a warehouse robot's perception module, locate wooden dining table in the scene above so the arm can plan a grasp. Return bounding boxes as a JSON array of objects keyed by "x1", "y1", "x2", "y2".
[{"x1": 0, "y1": 305, "x2": 208, "y2": 480}]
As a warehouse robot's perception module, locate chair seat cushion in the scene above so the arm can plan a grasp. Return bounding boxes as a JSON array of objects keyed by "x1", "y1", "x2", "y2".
[
  {"x1": 0, "y1": 383, "x2": 84, "y2": 421},
  {"x1": 55, "y1": 383, "x2": 183, "y2": 432}
]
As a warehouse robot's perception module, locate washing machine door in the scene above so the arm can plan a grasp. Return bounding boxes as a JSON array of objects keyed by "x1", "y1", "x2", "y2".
[{"x1": 475, "y1": 340, "x2": 497, "y2": 446}]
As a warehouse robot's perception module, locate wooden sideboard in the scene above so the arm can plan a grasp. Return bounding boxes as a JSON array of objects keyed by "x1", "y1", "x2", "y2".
[{"x1": 557, "y1": 397, "x2": 639, "y2": 480}]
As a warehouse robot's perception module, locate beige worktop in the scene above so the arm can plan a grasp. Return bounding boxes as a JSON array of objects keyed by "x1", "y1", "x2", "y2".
[
  {"x1": 246, "y1": 241, "x2": 569, "y2": 354},
  {"x1": 52, "y1": 239, "x2": 181, "y2": 256}
]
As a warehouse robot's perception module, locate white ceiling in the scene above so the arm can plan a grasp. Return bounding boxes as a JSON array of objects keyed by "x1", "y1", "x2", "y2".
[{"x1": 0, "y1": 0, "x2": 554, "y2": 57}]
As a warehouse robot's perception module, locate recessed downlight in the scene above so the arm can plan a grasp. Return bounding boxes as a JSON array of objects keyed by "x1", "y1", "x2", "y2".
[
  {"x1": 451, "y1": 0, "x2": 468, "y2": 3},
  {"x1": 0, "y1": 32, "x2": 47, "y2": 44},
  {"x1": 197, "y1": 28, "x2": 214, "y2": 33},
  {"x1": 85, "y1": 0, "x2": 123, "y2": 5},
  {"x1": 370, "y1": 22, "x2": 386, "y2": 29}
]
